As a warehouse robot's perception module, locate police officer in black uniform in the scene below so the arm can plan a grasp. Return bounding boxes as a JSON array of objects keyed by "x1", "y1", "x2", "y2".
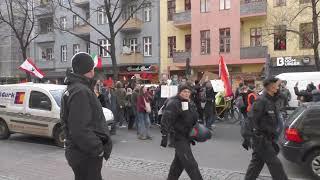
[
  {"x1": 161, "y1": 85, "x2": 203, "y2": 180},
  {"x1": 61, "y1": 52, "x2": 112, "y2": 180},
  {"x1": 244, "y1": 77, "x2": 288, "y2": 180}
]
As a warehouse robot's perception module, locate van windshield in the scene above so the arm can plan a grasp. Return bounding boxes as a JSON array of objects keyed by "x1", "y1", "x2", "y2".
[{"x1": 50, "y1": 89, "x2": 64, "y2": 107}]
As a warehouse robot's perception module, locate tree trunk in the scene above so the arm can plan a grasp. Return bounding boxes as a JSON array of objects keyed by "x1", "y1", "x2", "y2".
[
  {"x1": 22, "y1": 48, "x2": 32, "y2": 82},
  {"x1": 312, "y1": 0, "x2": 320, "y2": 71},
  {"x1": 109, "y1": 23, "x2": 119, "y2": 81}
]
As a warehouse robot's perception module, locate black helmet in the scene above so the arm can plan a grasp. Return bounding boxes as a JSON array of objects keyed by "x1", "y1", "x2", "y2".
[{"x1": 189, "y1": 123, "x2": 212, "y2": 142}]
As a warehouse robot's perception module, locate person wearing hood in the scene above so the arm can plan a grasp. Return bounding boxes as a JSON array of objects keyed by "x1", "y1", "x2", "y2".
[
  {"x1": 294, "y1": 82, "x2": 315, "y2": 103},
  {"x1": 61, "y1": 52, "x2": 112, "y2": 180},
  {"x1": 312, "y1": 84, "x2": 320, "y2": 102}
]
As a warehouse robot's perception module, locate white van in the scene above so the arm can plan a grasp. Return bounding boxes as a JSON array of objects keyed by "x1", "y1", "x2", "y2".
[
  {"x1": 276, "y1": 72, "x2": 320, "y2": 107},
  {"x1": 0, "y1": 83, "x2": 114, "y2": 147}
]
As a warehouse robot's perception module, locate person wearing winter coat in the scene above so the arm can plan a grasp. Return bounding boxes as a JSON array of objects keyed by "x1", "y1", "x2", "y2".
[
  {"x1": 136, "y1": 86, "x2": 152, "y2": 140},
  {"x1": 61, "y1": 52, "x2": 112, "y2": 180},
  {"x1": 114, "y1": 81, "x2": 127, "y2": 127},
  {"x1": 204, "y1": 81, "x2": 217, "y2": 129},
  {"x1": 294, "y1": 82, "x2": 315, "y2": 103},
  {"x1": 312, "y1": 84, "x2": 320, "y2": 102}
]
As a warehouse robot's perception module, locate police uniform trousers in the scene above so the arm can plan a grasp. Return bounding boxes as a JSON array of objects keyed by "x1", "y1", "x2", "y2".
[
  {"x1": 167, "y1": 139, "x2": 203, "y2": 180},
  {"x1": 65, "y1": 148, "x2": 103, "y2": 180},
  {"x1": 245, "y1": 137, "x2": 288, "y2": 180}
]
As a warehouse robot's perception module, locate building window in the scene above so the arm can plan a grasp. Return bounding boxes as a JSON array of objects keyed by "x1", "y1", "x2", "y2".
[
  {"x1": 73, "y1": 15, "x2": 80, "y2": 28},
  {"x1": 220, "y1": 0, "x2": 231, "y2": 10},
  {"x1": 97, "y1": 7, "x2": 108, "y2": 25},
  {"x1": 185, "y1": 0, "x2": 191, "y2": 10},
  {"x1": 143, "y1": 37, "x2": 152, "y2": 56},
  {"x1": 200, "y1": 0, "x2": 210, "y2": 13},
  {"x1": 47, "y1": 23, "x2": 52, "y2": 32},
  {"x1": 200, "y1": 30, "x2": 210, "y2": 55},
  {"x1": 274, "y1": 25, "x2": 286, "y2": 50},
  {"x1": 61, "y1": 45, "x2": 67, "y2": 62},
  {"x1": 86, "y1": 43, "x2": 90, "y2": 54},
  {"x1": 144, "y1": 3, "x2": 152, "y2": 22},
  {"x1": 300, "y1": 23, "x2": 313, "y2": 49},
  {"x1": 250, "y1": 28, "x2": 262, "y2": 47},
  {"x1": 60, "y1": 17, "x2": 67, "y2": 30},
  {"x1": 40, "y1": 0, "x2": 49, "y2": 6},
  {"x1": 73, "y1": 44, "x2": 80, "y2": 55},
  {"x1": 185, "y1": 35, "x2": 192, "y2": 51},
  {"x1": 130, "y1": 38, "x2": 138, "y2": 53},
  {"x1": 98, "y1": 39, "x2": 111, "y2": 57},
  {"x1": 46, "y1": 48, "x2": 53, "y2": 60},
  {"x1": 167, "y1": 0, "x2": 176, "y2": 21},
  {"x1": 219, "y1": 28, "x2": 231, "y2": 53},
  {"x1": 168, "y1": 36, "x2": 176, "y2": 58},
  {"x1": 300, "y1": 0, "x2": 311, "y2": 3},
  {"x1": 274, "y1": 0, "x2": 286, "y2": 6},
  {"x1": 123, "y1": 39, "x2": 128, "y2": 46},
  {"x1": 129, "y1": 5, "x2": 138, "y2": 19}
]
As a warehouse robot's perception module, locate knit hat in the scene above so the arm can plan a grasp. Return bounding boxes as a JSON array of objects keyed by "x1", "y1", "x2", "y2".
[
  {"x1": 178, "y1": 84, "x2": 192, "y2": 93},
  {"x1": 71, "y1": 52, "x2": 95, "y2": 75}
]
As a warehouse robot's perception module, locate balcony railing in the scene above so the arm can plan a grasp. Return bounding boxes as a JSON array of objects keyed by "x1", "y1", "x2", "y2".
[
  {"x1": 119, "y1": 52, "x2": 143, "y2": 64},
  {"x1": 73, "y1": 24, "x2": 90, "y2": 35},
  {"x1": 120, "y1": 18, "x2": 143, "y2": 33},
  {"x1": 240, "y1": 46, "x2": 267, "y2": 59},
  {"x1": 35, "y1": 32, "x2": 55, "y2": 43},
  {"x1": 240, "y1": 0, "x2": 267, "y2": 18},
  {"x1": 173, "y1": 11, "x2": 191, "y2": 28},
  {"x1": 172, "y1": 50, "x2": 191, "y2": 63},
  {"x1": 73, "y1": 0, "x2": 89, "y2": 7},
  {"x1": 36, "y1": 60, "x2": 55, "y2": 70}
]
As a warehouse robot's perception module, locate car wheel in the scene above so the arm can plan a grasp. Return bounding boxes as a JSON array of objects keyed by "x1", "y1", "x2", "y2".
[
  {"x1": 54, "y1": 126, "x2": 65, "y2": 148},
  {"x1": 0, "y1": 120, "x2": 10, "y2": 140},
  {"x1": 306, "y1": 150, "x2": 320, "y2": 180}
]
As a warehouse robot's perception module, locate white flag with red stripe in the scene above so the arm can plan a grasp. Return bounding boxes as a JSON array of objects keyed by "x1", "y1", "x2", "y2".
[{"x1": 19, "y1": 58, "x2": 45, "y2": 79}]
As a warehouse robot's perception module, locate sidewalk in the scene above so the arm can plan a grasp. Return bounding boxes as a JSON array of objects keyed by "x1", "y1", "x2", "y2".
[{"x1": 0, "y1": 152, "x2": 273, "y2": 180}]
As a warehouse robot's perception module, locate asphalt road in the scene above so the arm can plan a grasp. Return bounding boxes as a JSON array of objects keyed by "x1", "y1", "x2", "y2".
[{"x1": 0, "y1": 123, "x2": 312, "y2": 180}]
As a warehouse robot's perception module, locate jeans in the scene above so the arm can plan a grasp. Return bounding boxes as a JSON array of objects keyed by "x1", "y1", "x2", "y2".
[
  {"x1": 167, "y1": 140, "x2": 203, "y2": 180},
  {"x1": 117, "y1": 107, "x2": 125, "y2": 126},
  {"x1": 137, "y1": 112, "x2": 151, "y2": 137},
  {"x1": 205, "y1": 115, "x2": 216, "y2": 128}
]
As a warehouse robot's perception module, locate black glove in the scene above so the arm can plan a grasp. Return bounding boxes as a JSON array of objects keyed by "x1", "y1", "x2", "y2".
[
  {"x1": 161, "y1": 135, "x2": 168, "y2": 148},
  {"x1": 242, "y1": 138, "x2": 251, "y2": 151},
  {"x1": 103, "y1": 137, "x2": 113, "y2": 161}
]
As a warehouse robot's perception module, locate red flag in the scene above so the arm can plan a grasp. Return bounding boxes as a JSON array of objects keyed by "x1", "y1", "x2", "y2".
[
  {"x1": 219, "y1": 56, "x2": 233, "y2": 97},
  {"x1": 19, "y1": 58, "x2": 45, "y2": 79}
]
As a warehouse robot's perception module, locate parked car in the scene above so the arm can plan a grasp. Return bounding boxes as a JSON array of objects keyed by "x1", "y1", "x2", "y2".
[
  {"x1": 280, "y1": 102, "x2": 320, "y2": 179},
  {"x1": 0, "y1": 83, "x2": 114, "y2": 147}
]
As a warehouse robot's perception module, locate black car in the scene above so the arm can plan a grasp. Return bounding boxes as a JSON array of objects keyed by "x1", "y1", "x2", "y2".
[{"x1": 281, "y1": 103, "x2": 320, "y2": 179}]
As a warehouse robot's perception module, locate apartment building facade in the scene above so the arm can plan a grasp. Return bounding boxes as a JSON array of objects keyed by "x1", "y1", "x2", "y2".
[
  {"x1": 31, "y1": 0, "x2": 160, "y2": 83},
  {"x1": 160, "y1": 0, "x2": 192, "y2": 76}
]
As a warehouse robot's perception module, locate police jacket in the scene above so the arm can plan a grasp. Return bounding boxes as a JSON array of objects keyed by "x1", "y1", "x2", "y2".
[
  {"x1": 249, "y1": 92, "x2": 280, "y2": 138},
  {"x1": 161, "y1": 95, "x2": 198, "y2": 141},
  {"x1": 61, "y1": 73, "x2": 110, "y2": 157}
]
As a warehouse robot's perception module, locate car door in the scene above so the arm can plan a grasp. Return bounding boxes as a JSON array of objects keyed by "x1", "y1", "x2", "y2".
[
  {"x1": 300, "y1": 107, "x2": 320, "y2": 142},
  {"x1": 23, "y1": 90, "x2": 54, "y2": 137}
]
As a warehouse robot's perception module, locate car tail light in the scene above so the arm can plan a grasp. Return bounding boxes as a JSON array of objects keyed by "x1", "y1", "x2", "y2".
[{"x1": 285, "y1": 128, "x2": 303, "y2": 143}]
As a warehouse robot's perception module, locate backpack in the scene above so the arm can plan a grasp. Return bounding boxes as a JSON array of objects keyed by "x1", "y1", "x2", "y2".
[{"x1": 235, "y1": 96, "x2": 245, "y2": 109}]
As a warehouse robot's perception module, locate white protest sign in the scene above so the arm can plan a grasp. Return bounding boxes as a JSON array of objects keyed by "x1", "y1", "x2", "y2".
[{"x1": 210, "y1": 80, "x2": 225, "y2": 92}]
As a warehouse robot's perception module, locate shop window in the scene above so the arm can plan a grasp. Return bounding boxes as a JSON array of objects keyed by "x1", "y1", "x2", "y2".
[
  {"x1": 300, "y1": 23, "x2": 313, "y2": 49},
  {"x1": 200, "y1": 30, "x2": 210, "y2": 54},
  {"x1": 167, "y1": 0, "x2": 176, "y2": 21},
  {"x1": 250, "y1": 28, "x2": 262, "y2": 47},
  {"x1": 220, "y1": 28, "x2": 231, "y2": 53},
  {"x1": 274, "y1": 0, "x2": 286, "y2": 6},
  {"x1": 274, "y1": 25, "x2": 286, "y2": 51}
]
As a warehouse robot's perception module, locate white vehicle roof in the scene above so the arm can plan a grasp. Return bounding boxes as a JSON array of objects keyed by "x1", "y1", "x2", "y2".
[
  {"x1": 277, "y1": 72, "x2": 320, "y2": 81},
  {"x1": 0, "y1": 83, "x2": 66, "y2": 91}
]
